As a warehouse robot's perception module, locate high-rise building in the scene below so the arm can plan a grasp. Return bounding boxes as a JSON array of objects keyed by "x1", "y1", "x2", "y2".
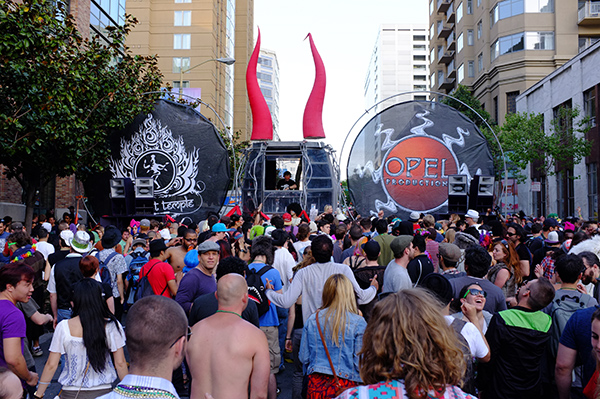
[
  {"x1": 429, "y1": 0, "x2": 600, "y2": 124},
  {"x1": 364, "y1": 24, "x2": 430, "y2": 111},
  {"x1": 126, "y1": 0, "x2": 253, "y2": 139},
  {"x1": 257, "y1": 49, "x2": 280, "y2": 140}
]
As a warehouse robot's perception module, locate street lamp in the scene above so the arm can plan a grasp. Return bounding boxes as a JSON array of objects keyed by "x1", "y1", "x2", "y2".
[{"x1": 178, "y1": 57, "x2": 236, "y2": 98}]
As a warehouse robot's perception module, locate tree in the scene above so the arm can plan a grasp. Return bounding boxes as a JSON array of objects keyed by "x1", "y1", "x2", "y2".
[
  {"x1": 500, "y1": 107, "x2": 592, "y2": 179},
  {"x1": 0, "y1": 0, "x2": 163, "y2": 231},
  {"x1": 218, "y1": 129, "x2": 250, "y2": 190}
]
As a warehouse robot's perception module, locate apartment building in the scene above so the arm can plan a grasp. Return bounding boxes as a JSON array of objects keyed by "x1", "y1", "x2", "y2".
[
  {"x1": 364, "y1": 24, "x2": 430, "y2": 111},
  {"x1": 257, "y1": 49, "x2": 280, "y2": 140},
  {"x1": 126, "y1": 0, "x2": 253, "y2": 139},
  {"x1": 429, "y1": 0, "x2": 600, "y2": 124}
]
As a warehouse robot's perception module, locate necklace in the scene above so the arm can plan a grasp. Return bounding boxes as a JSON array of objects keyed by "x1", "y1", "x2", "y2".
[
  {"x1": 216, "y1": 310, "x2": 241, "y2": 318},
  {"x1": 114, "y1": 385, "x2": 177, "y2": 399}
]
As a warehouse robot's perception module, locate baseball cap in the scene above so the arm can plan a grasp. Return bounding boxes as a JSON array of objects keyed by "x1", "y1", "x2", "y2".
[
  {"x1": 212, "y1": 223, "x2": 233, "y2": 233},
  {"x1": 544, "y1": 218, "x2": 559, "y2": 228},
  {"x1": 197, "y1": 240, "x2": 220, "y2": 253},
  {"x1": 361, "y1": 240, "x2": 381, "y2": 259},
  {"x1": 408, "y1": 211, "x2": 420, "y2": 222},
  {"x1": 545, "y1": 231, "x2": 560, "y2": 244},
  {"x1": 390, "y1": 235, "x2": 413, "y2": 258}
]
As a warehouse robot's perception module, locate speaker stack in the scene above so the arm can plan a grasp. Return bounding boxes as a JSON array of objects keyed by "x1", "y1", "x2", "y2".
[
  {"x1": 135, "y1": 178, "x2": 155, "y2": 214},
  {"x1": 110, "y1": 178, "x2": 135, "y2": 216},
  {"x1": 468, "y1": 175, "x2": 495, "y2": 212},
  {"x1": 447, "y1": 175, "x2": 469, "y2": 214}
]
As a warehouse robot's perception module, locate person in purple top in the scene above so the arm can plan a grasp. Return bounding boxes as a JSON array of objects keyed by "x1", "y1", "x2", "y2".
[
  {"x1": 175, "y1": 240, "x2": 219, "y2": 314},
  {"x1": 0, "y1": 262, "x2": 38, "y2": 390}
]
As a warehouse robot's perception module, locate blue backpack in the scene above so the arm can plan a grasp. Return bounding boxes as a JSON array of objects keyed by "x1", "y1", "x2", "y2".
[
  {"x1": 125, "y1": 251, "x2": 149, "y2": 305},
  {"x1": 95, "y1": 251, "x2": 118, "y2": 287}
]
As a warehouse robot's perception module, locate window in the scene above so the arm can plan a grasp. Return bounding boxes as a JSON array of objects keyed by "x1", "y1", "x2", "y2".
[
  {"x1": 430, "y1": 48, "x2": 436, "y2": 62},
  {"x1": 261, "y1": 87, "x2": 272, "y2": 98},
  {"x1": 258, "y1": 57, "x2": 272, "y2": 67},
  {"x1": 584, "y1": 87, "x2": 597, "y2": 127},
  {"x1": 525, "y1": 0, "x2": 554, "y2": 12},
  {"x1": 173, "y1": 34, "x2": 191, "y2": 49},
  {"x1": 257, "y1": 72, "x2": 272, "y2": 82},
  {"x1": 431, "y1": 72, "x2": 436, "y2": 87},
  {"x1": 414, "y1": 64, "x2": 427, "y2": 70},
  {"x1": 174, "y1": 11, "x2": 191, "y2": 26},
  {"x1": 430, "y1": 0, "x2": 434, "y2": 15},
  {"x1": 457, "y1": 32, "x2": 464, "y2": 53},
  {"x1": 172, "y1": 57, "x2": 190, "y2": 73},
  {"x1": 477, "y1": 20, "x2": 482, "y2": 39},
  {"x1": 413, "y1": 44, "x2": 427, "y2": 51},
  {"x1": 414, "y1": 85, "x2": 427, "y2": 91},
  {"x1": 467, "y1": 0, "x2": 473, "y2": 13},
  {"x1": 415, "y1": 95, "x2": 427, "y2": 101},
  {"x1": 457, "y1": 2, "x2": 463, "y2": 22},
  {"x1": 414, "y1": 75, "x2": 427, "y2": 81},
  {"x1": 491, "y1": 32, "x2": 524, "y2": 61},
  {"x1": 477, "y1": 0, "x2": 481, "y2": 6},
  {"x1": 490, "y1": 0, "x2": 525, "y2": 26},
  {"x1": 525, "y1": 32, "x2": 554, "y2": 50},
  {"x1": 589, "y1": 163, "x2": 598, "y2": 219},
  {"x1": 468, "y1": 60, "x2": 475, "y2": 77},
  {"x1": 467, "y1": 30, "x2": 474, "y2": 45},
  {"x1": 175, "y1": 0, "x2": 191, "y2": 3},
  {"x1": 532, "y1": 176, "x2": 546, "y2": 217},
  {"x1": 414, "y1": 55, "x2": 426, "y2": 61},
  {"x1": 493, "y1": 96, "x2": 498, "y2": 123},
  {"x1": 438, "y1": 70, "x2": 444, "y2": 86},
  {"x1": 506, "y1": 91, "x2": 519, "y2": 114},
  {"x1": 458, "y1": 63, "x2": 464, "y2": 82},
  {"x1": 478, "y1": 52, "x2": 483, "y2": 71},
  {"x1": 172, "y1": 80, "x2": 190, "y2": 88},
  {"x1": 430, "y1": 23, "x2": 435, "y2": 40},
  {"x1": 413, "y1": 35, "x2": 426, "y2": 41}
]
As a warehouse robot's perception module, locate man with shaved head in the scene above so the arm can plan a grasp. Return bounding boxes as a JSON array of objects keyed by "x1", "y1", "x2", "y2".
[{"x1": 186, "y1": 274, "x2": 270, "y2": 399}]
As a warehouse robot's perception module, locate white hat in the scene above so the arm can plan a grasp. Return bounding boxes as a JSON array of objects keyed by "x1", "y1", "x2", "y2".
[
  {"x1": 309, "y1": 221, "x2": 318, "y2": 233},
  {"x1": 465, "y1": 209, "x2": 479, "y2": 221},
  {"x1": 60, "y1": 230, "x2": 74, "y2": 246},
  {"x1": 265, "y1": 226, "x2": 276, "y2": 236},
  {"x1": 70, "y1": 231, "x2": 92, "y2": 254},
  {"x1": 408, "y1": 211, "x2": 420, "y2": 222},
  {"x1": 159, "y1": 228, "x2": 171, "y2": 240},
  {"x1": 41, "y1": 222, "x2": 52, "y2": 233},
  {"x1": 545, "y1": 231, "x2": 560, "y2": 244}
]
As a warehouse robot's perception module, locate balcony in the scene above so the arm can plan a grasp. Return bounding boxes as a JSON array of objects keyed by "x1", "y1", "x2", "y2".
[
  {"x1": 447, "y1": 60, "x2": 456, "y2": 78},
  {"x1": 437, "y1": 0, "x2": 452, "y2": 13},
  {"x1": 439, "y1": 77, "x2": 456, "y2": 92},
  {"x1": 578, "y1": 1, "x2": 600, "y2": 25},
  {"x1": 447, "y1": 2, "x2": 455, "y2": 24},
  {"x1": 447, "y1": 30, "x2": 456, "y2": 51},
  {"x1": 440, "y1": 50, "x2": 455, "y2": 64},
  {"x1": 438, "y1": 23, "x2": 453, "y2": 39}
]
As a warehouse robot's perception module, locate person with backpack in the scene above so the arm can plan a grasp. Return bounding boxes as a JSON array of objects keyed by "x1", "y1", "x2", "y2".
[
  {"x1": 138, "y1": 240, "x2": 181, "y2": 299},
  {"x1": 96, "y1": 226, "x2": 128, "y2": 320},
  {"x1": 124, "y1": 238, "x2": 149, "y2": 307},
  {"x1": 247, "y1": 235, "x2": 283, "y2": 399}
]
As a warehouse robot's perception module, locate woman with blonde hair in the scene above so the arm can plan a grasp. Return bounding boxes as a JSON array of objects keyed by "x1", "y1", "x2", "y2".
[
  {"x1": 336, "y1": 288, "x2": 475, "y2": 399},
  {"x1": 487, "y1": 239, "x2": 522, "y2": 302},
  {"x1": 300, "y1": 274, "x2": 366, "y2": 399}
]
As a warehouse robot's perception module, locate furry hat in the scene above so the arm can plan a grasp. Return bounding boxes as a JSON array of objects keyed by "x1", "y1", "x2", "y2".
[
  {"x1": 569, "y1": 235, "x2": 600, "y2": 259},
  {"x1": 453, "y1": 231, "x2": 479, "y2": 249}
]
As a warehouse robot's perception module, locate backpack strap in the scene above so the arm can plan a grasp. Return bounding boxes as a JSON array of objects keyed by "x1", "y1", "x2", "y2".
[
  {"x1": 413, "y1": 259, "x2": 423, "y2": 288},
  {"x1": 97, "y1": 251, "x2": 119, "y2": 268},
  {"x1": 256, "y1": 265, "x2": 272, "y2": 276}
]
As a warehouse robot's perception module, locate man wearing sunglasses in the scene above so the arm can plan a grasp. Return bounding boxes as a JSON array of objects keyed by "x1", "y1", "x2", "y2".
[{"x1": 100, "y1": 296, "x2": 189, "y2": 399}]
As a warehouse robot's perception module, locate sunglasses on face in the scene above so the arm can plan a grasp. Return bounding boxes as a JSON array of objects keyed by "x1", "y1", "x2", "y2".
[
  {"x1": 463, "y1": 288, "x2": 487, "y2": 299},
  {"x1": 506, "y1": 232, "x2": 516, "y2": 237}
]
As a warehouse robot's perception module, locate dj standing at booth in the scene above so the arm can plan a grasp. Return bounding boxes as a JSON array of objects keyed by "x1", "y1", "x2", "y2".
[{"x1": 277, "y1": 171, "x2": 297, "y2": 190}]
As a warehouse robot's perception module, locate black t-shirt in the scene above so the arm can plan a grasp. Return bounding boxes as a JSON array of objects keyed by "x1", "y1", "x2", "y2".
[
  {"x1": 277, "y1": 178, "x2": 296, "y2": 190},
  {"x1": 407, "y1": 254, "x2": 434, "y2": 285},
  {"x1": 515, "y1": 242, "x2": 532, "y2": 264},
  {"x1": 188, "y1": 290, "x2": 260, "y2": 328},
  {"x1": 49, "y1": 249, "x2": 70, "y2": 267}
]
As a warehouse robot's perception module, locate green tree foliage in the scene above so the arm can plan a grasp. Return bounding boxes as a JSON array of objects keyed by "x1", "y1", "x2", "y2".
[
  {"x1": 0, "y1": 0, "x2": 163, "y2": 230},
  {"x1": 500, "y1": 107, "x2": 592, "y2": 179}
]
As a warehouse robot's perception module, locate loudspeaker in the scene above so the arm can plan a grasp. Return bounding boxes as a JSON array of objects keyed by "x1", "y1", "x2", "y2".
[
  {"x1": 135, "y1": 178, "x2": 154, "y2": 199},
  {"x1": 447, "y1": 175, "x2": 468, "y2": 213},
  {"x1": 468, "y1": 175, "x2": 495, "y2": 211},
  {"x1": 110, "y1": 178, "x2": 135, "y2": 216}
]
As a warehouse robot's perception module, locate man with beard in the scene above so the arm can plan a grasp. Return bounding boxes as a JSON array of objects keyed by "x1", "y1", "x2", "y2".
[
  {"x1": 381, "y1": 235, "x2": 415, "y2": 293},
  {"x1": 166, "y1": 229, "x2": 197, "y2": 275},
  {"x1": 579, "y1": 252, "x2": 600, "y2": 302}
]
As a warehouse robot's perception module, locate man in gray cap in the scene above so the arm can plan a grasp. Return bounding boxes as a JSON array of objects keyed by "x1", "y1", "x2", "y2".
[
  {"x1": 175, "y1": 240, "x2": 219, "y2": 314},
  {"x1": 439, "y1": 242, "x2": 466, "y2": 279},
  {"x1": 382, "y1": 235, "x2": 415, "y2": 293}
]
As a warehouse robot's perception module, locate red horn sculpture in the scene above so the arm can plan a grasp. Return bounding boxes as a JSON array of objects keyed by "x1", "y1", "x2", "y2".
[
  {"x1": 303, "y1": 33, "x2": 326, "y2": 139},
  {"x1": 246, "y1": 28, "x2": 273, "y2": 141}
]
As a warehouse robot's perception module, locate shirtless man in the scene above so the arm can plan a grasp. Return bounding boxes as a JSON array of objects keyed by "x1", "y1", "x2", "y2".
[
  {"x1": 165, "y1": 229, "x2": 197, "y2": 274},
  {"x1": 187, "y1": 274, "x2": 270, "y2": 399}
]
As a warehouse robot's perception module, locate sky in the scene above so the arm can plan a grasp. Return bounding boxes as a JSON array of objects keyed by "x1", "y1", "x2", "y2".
[{"x1": 253, "y1": 0, "x2": 429, "y2": 163}]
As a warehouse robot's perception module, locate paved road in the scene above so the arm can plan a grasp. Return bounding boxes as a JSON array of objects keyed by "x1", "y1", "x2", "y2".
[{"x1": 33, "y1": 329, "x2": 295, "y2": 399}]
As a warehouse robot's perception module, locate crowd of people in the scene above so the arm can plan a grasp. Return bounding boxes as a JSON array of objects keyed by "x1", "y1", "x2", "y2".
[{"x1": 2, "y1": 206, "x2": 600, "y2": 399}]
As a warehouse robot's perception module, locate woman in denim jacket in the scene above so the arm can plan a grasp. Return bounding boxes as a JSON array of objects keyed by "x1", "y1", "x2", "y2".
[{"x1": 300, "y1": 274, "x2": 366, "y2": 398}]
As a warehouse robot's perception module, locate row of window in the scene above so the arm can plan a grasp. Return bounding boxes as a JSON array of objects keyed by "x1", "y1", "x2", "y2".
[
  {"x1": 490, "y1": 0, "x2": 554, "y2": 26},
  {"x1": 490, "y1": 31, "x2": 554, "y2": 61}
]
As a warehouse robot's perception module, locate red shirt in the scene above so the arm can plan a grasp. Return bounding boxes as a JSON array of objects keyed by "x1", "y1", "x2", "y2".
[{"x1": 140, "y1": 259, "x2": 175, "y2": 297}]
